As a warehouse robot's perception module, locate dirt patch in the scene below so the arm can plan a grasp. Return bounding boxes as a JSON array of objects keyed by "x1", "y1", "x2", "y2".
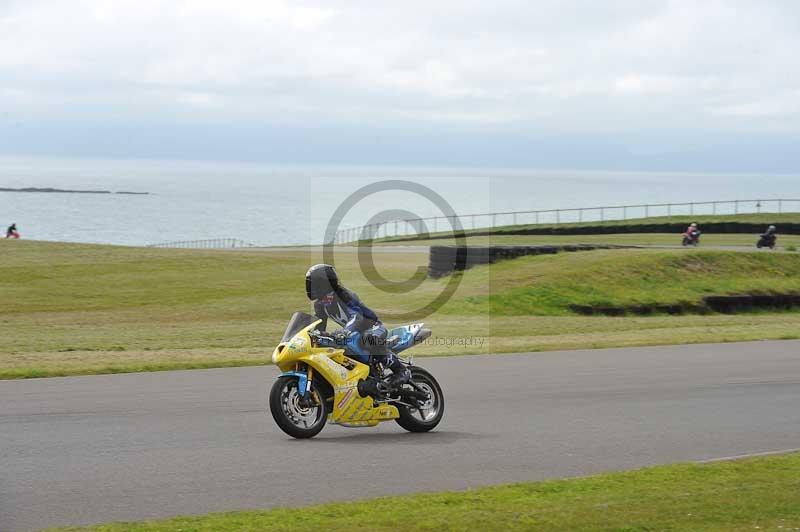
[{"x1": 570, "y1": 294, "x2": 800, "y2": 316}]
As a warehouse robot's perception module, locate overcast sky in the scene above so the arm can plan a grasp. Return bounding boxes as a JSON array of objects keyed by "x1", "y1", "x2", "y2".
[{"x1": 1, "y1": 0, "x2": 799, "y2": 171}]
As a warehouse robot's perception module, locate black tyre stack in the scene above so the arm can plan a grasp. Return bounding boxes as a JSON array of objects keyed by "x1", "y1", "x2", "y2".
[{"x1": 427, "y1": 244, "x2": 621, "y2": 278}]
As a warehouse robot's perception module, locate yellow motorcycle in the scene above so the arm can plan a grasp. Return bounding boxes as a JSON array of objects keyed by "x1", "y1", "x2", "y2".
[{"x1": 269, "y1": 312, "x2": 444, "y2": 438}]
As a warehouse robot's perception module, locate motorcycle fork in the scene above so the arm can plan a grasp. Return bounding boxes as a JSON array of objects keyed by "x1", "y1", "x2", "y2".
[
  {"x1": 295, "y1": 362, "x2": 317, "y2": 406},
  {"x1": 306, "y1": 366, "x2": 314, "y2": 397}
]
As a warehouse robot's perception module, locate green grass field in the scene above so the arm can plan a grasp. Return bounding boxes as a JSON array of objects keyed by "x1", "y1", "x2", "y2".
[
  {"x1": 50, "y1": 452, "x2": 800, "y2": 531},
  {"x1": 446, "y1": 248, "x2": 800, "y2": 315},
  {"x1": 3, "y1": 240, "x2": 800, "y2": 379}
]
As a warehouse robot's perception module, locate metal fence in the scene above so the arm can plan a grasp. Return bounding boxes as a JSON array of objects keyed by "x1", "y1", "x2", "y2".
[
  {"x1": 334, "y1": 198, "x2": 800, "y2": 244},
  {"x1": 147, "y1": 238, "x2": 256, "y2": 249}
]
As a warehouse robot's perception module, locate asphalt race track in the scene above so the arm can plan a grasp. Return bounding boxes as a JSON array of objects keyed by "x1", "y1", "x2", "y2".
[{"x1": 2, "y1": 340, "x2": 800, "y2": 531}]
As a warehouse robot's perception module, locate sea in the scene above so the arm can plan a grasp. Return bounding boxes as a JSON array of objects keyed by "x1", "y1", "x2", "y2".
[{"x1": 0, "y1": 156, "x2": 797, "y2": 246}]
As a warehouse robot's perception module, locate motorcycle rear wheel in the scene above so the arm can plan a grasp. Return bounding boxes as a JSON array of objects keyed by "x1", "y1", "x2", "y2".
[
  {"x1": 269, "y1": 376, "x2": 328, "y2": 439},
  {"x1": 395, "y1": 367, "x2": 444, "y2": 433}
]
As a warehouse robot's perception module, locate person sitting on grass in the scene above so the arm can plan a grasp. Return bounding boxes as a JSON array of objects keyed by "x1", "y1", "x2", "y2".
[{"x1": 5, "y1": 223, "x2": 19, "y2": 239}]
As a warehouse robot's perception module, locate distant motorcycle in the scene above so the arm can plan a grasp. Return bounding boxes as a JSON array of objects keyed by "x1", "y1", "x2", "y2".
[
  {"x1": 757, "y1": 233, "x2": 777, "y2": 249},
  {"x1": 682, "y1": 230, "x2": 701, "y2": 246}
]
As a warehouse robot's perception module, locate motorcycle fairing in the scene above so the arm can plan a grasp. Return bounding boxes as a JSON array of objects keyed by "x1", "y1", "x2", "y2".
[
  {"x1": 272, "y1": 319, "x2": 399, "y2": 427},
  {"x1": 341, "y1": 330, "x2": 371, "y2": 363},
  {"x1": 389, "y1": 323, "x2": 426, "y2": 353}
]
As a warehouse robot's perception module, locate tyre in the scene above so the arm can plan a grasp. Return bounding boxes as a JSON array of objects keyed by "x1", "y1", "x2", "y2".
[
  {"x1": 269, "y1": 376, "x2": 328, "y2": 439},
  {"x1": 395, "y1": 367, "x2": 444, "y2": 433}
]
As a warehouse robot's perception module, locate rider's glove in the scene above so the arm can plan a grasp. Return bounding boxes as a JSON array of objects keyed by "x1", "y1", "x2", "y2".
[{"x1": 331, "y1": 329, "x2": 353, "y2": 346}]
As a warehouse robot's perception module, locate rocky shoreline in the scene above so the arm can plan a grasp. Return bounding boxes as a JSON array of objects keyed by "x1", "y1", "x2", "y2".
[{"x1": 0, "y1": 187, "x2": 150, "y2": 195}]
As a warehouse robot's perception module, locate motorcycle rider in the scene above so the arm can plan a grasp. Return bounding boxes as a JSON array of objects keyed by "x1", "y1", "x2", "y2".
[
  {"x1": 759, "y1": 225, "x2": 777, "y2": 247},
  {"x1": 305, "y1": 264, "x2": 410, "y2": 387},
  {"x1": 684, "y1": 222, "x2": 700, "y2": 243}
]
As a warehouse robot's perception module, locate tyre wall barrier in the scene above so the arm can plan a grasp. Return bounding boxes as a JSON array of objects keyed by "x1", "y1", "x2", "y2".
[{"x1": 428, "y1": 244, "x2": 623, "y2": 278}]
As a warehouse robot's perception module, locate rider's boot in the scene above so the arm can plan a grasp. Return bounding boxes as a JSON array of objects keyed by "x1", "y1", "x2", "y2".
[{"x1": 386, "y1": 359, "x2": 411, "y2": 389}]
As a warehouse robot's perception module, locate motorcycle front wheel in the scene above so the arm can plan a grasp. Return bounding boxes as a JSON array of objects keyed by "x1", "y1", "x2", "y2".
[
  {"x1": 396, "y1": 367, "x2": 444, "y2": 433},
  {"x1": 269, "y1": 376, "x2": 328, "y2": 439}
]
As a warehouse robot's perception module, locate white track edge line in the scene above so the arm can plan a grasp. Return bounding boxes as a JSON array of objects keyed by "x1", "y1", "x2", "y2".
[{"x1": 697, "y1": 447, "x2": 800, "y2": 463}]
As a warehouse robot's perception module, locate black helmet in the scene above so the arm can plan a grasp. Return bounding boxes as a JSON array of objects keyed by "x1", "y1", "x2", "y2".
[{"x1": 305, "y1": 264, "x2": 339, "y2": 300}]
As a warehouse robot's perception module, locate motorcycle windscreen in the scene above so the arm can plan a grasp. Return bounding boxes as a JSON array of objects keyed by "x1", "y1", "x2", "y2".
[{"x1": 281, "y1": 311, "x2": 319, "y2": 343}]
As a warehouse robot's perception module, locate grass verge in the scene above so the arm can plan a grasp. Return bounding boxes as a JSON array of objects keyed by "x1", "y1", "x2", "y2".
[
  {"x1": 3, "y1": 241, "x2": 800, "y2": 379},
  {"x1": 446, "y1": 249, "x2": 800, "y2": 315},
  {"x1": 51, "y1": 452, "x2": 800, "y2": 531}
]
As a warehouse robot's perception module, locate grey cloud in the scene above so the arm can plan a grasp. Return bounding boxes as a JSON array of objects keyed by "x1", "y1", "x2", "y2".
[{"x1": 1, "y1": 0, "x2": 799, "y2": 169}]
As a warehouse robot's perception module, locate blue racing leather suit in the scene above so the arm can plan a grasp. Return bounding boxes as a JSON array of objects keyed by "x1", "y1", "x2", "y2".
[{"x1": 313, "y1": 287, "x2": 394, "y2": 366}]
